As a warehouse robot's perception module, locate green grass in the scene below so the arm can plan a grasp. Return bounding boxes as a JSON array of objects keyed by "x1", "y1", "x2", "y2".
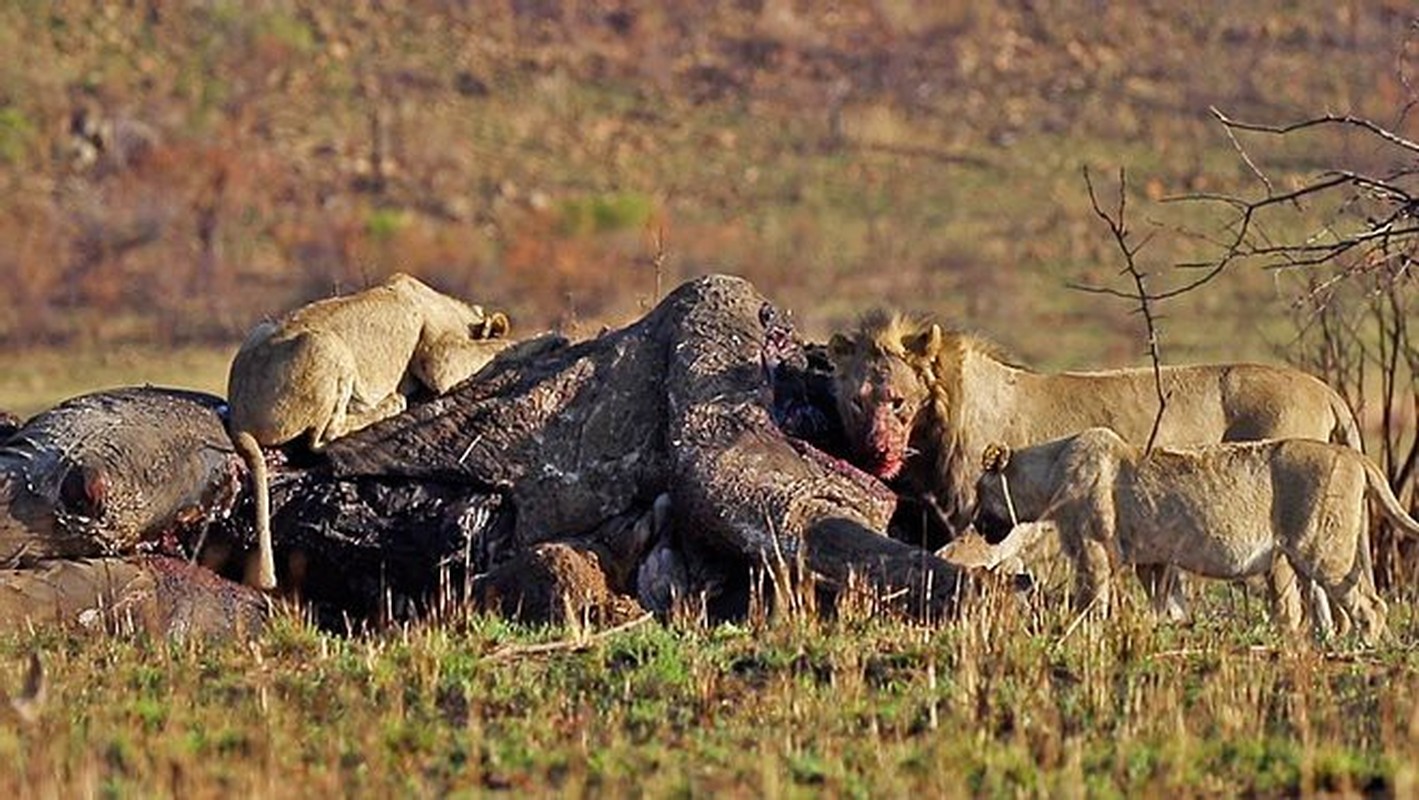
[{"x1": 3, "y1": 583, "x2": 1416, "y2": 797}]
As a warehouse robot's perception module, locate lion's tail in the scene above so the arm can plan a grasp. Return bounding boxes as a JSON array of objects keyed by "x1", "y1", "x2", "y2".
[
  {"x1": 1328, "y1": 389, "x2": 1365, "y2": 453},
  {"x1": 231, "y1": 429, "x2": 278, "y2": 590},
  {"x1": 1361, "y1": 456, "x2": 1419, "y2": 540}
]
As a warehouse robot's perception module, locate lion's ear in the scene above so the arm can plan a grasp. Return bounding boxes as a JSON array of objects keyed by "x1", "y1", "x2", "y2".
[
  {"x1": 905, "y1": 323, "x2": 943, "y2": 360},
  {"x1": 828, "y1": 332, "x2": 855, "y2": 359},
  {"x1": 981, "y1": 442, "x2": 1011, "y2": 472},
  {"x1": 474, "y1": 312, "x2": 510, "y2": 340}
]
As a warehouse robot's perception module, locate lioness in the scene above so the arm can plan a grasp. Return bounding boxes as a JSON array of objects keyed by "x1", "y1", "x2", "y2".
[
  {"x1": 828, "y1": 310, "x2": 1363, "y2": 624},
  {"x1": 972, "y1": 429, "x2": 1418, "y2": 644},
  {"x1": 227, "y1": 273, "x2": 511, "y2": 589}
]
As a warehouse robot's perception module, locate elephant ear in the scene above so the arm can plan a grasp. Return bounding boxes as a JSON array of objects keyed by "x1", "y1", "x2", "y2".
[
  {"x1": 980, "y1": 442, "x2": 1012, "y2": 473},
  {"x1": 828, "y1": 332, "x2": 856, "y2": 360}
]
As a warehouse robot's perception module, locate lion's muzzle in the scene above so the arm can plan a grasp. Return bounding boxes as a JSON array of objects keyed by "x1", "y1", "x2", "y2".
[{"x1": 855, "y1": 406, "x2": 910, "y2": 480}]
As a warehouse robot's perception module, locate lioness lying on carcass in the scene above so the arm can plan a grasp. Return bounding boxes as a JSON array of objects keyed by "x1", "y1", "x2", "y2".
[
  {"x1": 971, "y1": 428, "x2": 1418, "y2": 644},
  {"x1": 227, "y1": 272, "x2": 512, "y2": 589}
]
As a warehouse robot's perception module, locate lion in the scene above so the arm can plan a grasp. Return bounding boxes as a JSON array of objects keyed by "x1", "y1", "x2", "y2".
[
  {"x1": 828, "y1": 310, "x2": 1363, "y2": 530},
  {"x1": 227, "y1": 273, "x2": 511, "y2": 590},
  {"x1": 828, "y1": 310, "x2": 1364, "y2": 625},
  {"x1": 971, "y1": 429, "x2": 1417, "y2": 644}
]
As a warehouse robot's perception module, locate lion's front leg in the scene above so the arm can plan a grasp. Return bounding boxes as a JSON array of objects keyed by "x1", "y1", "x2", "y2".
[
  {"x1": 1072, "y1": 538, "x2": 1113, "y2": 617},
  {"x1": 1137, "y1": 564, "x2": 1191, "y2": 623},
  {"x1": 1058, "y1": 509, "x2": 1113, "y2": 618}
]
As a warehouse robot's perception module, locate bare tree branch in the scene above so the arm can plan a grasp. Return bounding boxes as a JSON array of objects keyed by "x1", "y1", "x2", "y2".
[
  {"x1": 1209, "y1": 106, "x2": 1419, "y2": 154},
  {"x1": 1073, "y1": 166, "x2": 1168, "y2": 454},
  {"x1": 1398, "y1": 22, "x2": 1419, "y2": 127},
  {"x1": 1216, "y1": 108, "x2": 1275, "y2": 196}
]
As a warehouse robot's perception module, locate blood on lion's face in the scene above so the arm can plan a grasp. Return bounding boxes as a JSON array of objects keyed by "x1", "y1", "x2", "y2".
[
  {"x1": 831, "y1": 344, "x2": 930, "y2": 480},
  {"x1": 828, "y1": 310, "x2": 942, "y2": 482}
]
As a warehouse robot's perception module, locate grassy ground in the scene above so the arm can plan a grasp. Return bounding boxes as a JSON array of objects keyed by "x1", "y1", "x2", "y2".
[
  {"x1": 3, "y1": 581, "x2": 1417, "y2": 797},
  {"x1": 1, "y1": 344, "x2": 232, "y2": 420}
]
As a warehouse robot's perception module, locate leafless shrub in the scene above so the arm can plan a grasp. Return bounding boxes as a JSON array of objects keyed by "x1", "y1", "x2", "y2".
[{"x1": 1172, "y1": 104, "x2": 1417, "y2": 588}]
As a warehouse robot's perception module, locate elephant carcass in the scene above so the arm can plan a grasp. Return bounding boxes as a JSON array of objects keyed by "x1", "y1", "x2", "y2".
[
  {"x1": 266, "y1": 275, "x2": 964, "y2": 621},
  {"x1": 0, "y1": 556, "x2": 266, "y2": 640}
]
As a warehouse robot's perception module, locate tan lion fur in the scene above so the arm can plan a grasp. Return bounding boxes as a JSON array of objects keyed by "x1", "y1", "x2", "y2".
[
  {"x1": 227, "y1": 273, "x2": 512, "y2": 589},
  {"x1": 829, "y1": 311, "x2": 1363, "y2": 532},
  {"x1": 829, "y1": 311, "x2": 1365, "y2": 624},
  {"x1": 973, "y1": 428, "x2": 1416, "y2": 644}
]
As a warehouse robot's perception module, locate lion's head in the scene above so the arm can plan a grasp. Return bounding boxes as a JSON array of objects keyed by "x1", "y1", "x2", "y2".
[{"x1": 828, "y1": 310, "x2": 944, "y2": 480}]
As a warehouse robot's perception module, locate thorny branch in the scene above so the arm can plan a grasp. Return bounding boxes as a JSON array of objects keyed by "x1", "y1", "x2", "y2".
[{"x1": 1073, "y1": 166, "x2": 1168, "y2": 454}]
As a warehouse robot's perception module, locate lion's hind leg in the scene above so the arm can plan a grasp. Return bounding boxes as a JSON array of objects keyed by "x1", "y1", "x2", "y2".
[
  {"x1": 1313, "y1": 572, "x2": 1387, "y2": 646},
  {"x1": 341, "y1": 391, "x2": 407, "y2": 434},
  {"x1": 311, "y1": 372, "x2": 406, "y2": 449},
  {"x1": 1283, "y1": 545, "x2": 1388, "y2": 646},
  {"x1": 1264, "y1": 555, "x2": 1306, "y2": 639},
  {"x1": 1287, "y1": 490, "x2": 1387, "y2": 646}
]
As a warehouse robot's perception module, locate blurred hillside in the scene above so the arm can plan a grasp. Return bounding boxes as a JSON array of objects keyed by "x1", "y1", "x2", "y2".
[{"x1": 0, "y1": 1, "x2": 1415, "y2": 412}]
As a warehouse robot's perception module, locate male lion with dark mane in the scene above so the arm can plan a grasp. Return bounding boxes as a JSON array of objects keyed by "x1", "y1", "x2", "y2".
[{"x1": 971, "y1": 428, "x2": 1416, "y2": 644}]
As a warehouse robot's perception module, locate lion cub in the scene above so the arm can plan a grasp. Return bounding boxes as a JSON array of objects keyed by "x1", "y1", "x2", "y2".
[
  {"x1": 227, "y1": 273, "x2": 511, "y2": 589},
  {"x1": 972, "y1": 428, "x2": 1416, "y2": 644}
]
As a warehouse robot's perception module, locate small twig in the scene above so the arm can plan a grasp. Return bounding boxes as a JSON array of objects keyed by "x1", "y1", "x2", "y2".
[
  {"x1": 482, "y1": 612, "x2": 654, "y2": 661},
  {"x1": 652, "y1": 225, "x2": 667, "y2": 303},
  {"x1": 1053, "y1": 589, "x2": 1106, "y2": 649},
  {"x1": 1146, "y1": 647, "x2": 1207, "y2": 660},
  {"x1": 457, "y1": 434, "x2": 483, "y2": 466},
  {"x1": 1211, "y1": 105, "x2": 1274, "y2": 196},
  {"x1": 996, "y1": 472, "x2": 1019, "y2": 528},
  {"x1": 187, "y1": 521, "x2": 211, "y2": 565}
]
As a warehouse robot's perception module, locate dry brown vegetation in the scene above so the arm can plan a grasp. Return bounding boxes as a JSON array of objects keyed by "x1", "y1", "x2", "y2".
[
  {"x1": 3, "y1": 579, "x2": 1419, "y2": 797},
  {"x1": 0, "y1": 1, "x2": 1412, "y2": 361}
]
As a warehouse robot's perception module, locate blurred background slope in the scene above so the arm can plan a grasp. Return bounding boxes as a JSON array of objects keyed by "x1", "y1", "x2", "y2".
[{"x1": 0, "y1": 0, "x2": 1413, "y2": 415}]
